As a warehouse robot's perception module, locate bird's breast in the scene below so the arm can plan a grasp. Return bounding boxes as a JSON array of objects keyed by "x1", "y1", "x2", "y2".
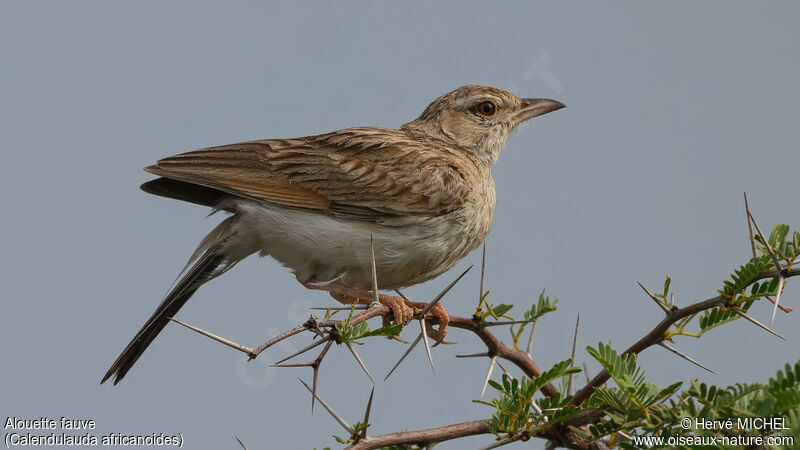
[{"x1": 227, "y1": 176, "x2": 495, "y2": 291}]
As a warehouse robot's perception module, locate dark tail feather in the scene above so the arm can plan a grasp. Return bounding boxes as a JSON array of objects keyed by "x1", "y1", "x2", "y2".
[
  {"x1": 101, "y1": 249, "x2": 226, "y2": 385},
  {"x1": 141, "y1": 177, "x2": 228, "y2": 208}
]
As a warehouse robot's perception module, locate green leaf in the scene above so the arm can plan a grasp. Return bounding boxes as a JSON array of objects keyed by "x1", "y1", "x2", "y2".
[
  {"x1": 720, "y1": 257, "x2": 770, "y2": 296},
  {"x1": 482, "y1": 361, "x2": 580, "y2": 440},
  {"x1": 489, "y1": 303, "x2": 514, "y2": 318},
  {"x1": 768, "y1": 223, "x2": 790, "y2": 248},
  {"x1": 354, "y1": 323, "x2": 402, "y2": 339},
  {"x1": 793, "y1": 230, "x2": 800, "y2": 253},
  {"x1": 768, "y1": 361, "x2": 800, "y2": 392},
  {"x1": 487, "y1": 379, "x2": 503, "y2": 392},
  {"x1": 699, "y1": 306, "x2": 738, "y2": 332},
  {"x1": 523, "y1": 293, "x2": 558, "y2": 321}
]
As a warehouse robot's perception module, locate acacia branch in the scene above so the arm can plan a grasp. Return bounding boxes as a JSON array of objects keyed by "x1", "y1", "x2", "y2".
[
  {"x1": 171, "y1": 205, "x2": 795, "y2": 450},
  {"x1": 347, "y1": 417, "x2": 612, "y2": 450},
  {"x1": 352, "y1": 265, "x2": 798, "y2": 448},
  {"x1": 571, "y1": 267, "x2": 799, "y2": 407},
  {"x1": 347, "y1": 419, "x2": 491, "y2": 450},
  {"x1": 173, "y1": 265, "x2": 794, "y2": 448},
  {"x1": 449, "y1": 316, "x2": 557, "y2": 398}
]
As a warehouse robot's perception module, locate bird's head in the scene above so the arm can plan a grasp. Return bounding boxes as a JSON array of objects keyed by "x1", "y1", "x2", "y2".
[{"x1": 402, "y1": 85, "x2": 565, "y2": 165}]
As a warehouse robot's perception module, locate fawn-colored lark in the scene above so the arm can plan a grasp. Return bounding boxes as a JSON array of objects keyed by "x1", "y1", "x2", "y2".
[{"x1": 102, "y1": 85, "x2": 565, "y2": 384}]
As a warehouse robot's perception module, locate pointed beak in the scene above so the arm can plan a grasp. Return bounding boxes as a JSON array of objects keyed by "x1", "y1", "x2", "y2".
[{"x1": 514, "y1": 98, "x2": 566, "y2": 124}]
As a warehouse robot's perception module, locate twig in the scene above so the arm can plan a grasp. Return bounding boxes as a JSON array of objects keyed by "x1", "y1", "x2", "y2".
[
  {"x1": 477, "y1": 438, "x2": 515, "y2": 449},
  {"x1": 482, "y1": 319, "x2": 539, "y2": 327},
  {"x1": 449, "y1": 316, "x2": 558, "y2": 399},
  {"x1": 346, "y1": 419, "x2": 491, "y2": 450},
  {"x1": 571, "y1": 266, "x2": 800, "y2": 406},
  {"x1": 250, "y1": 323, "x2": 310, "y2": 359}
]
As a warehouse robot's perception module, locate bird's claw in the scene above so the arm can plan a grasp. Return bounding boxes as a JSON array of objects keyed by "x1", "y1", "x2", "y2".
[
  {"x1": 378, "y1": 295, "x2": 450, "y2": 345},
  {"x1": 379, "y1": 295, "x2": 414, "y2": 327},
  {"x1": 423, "y1": 302, "x2": 449, "y2": 346}
]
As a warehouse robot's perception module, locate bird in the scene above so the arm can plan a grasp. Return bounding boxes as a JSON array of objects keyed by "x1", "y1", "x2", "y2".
[{"x1": 102, "y1": 85, "x2": 565, "y2": 384}]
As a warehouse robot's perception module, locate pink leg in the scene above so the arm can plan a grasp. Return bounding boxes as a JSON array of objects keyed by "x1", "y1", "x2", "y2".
[{"x1": 301, "y1": 281, "x2": 449, "y2": 344}]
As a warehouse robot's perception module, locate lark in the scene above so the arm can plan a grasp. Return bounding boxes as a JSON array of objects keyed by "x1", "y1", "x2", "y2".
[{"x1": 102, "y1": 85, "x2": 565, "y2": 384}]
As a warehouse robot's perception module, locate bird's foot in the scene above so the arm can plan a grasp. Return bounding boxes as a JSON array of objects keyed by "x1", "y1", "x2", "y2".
[
  {"x1": 311, "y1": 282, "x2": 450, "y2": 343},
  {"x1": 377, "y1": 293, "x2": 415, "y2": 326},
  {"x1": 386, "y1": 296, "x2": 450, "y2": 345},
  {"x1": 324, "y1": 289, "x2": 414, "y2": 328}
]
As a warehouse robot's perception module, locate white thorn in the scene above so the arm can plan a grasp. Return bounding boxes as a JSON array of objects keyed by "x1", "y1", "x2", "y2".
[
  {"x1": 421, "y1": 266, "x2": 473, "y2": 316},
  {"x1": 370, "y1": 235, "x2": 379, "y2": 305},
  {"x1": 636, "y1": 282, "x2": 670, "y2": 314},
  {"x1": 298, "y1": 378, "x2": 354, "y2": 434},
  {"x1": 770, "y1": 276, "x2": 784, "y2": 327},
  {"x1": 361, "y1": 387, "x2": 374, "y2": 440},
  {"x1": 275, "y1": 337, "x2": 329, "y2": 365},
  {"x1": 748, "y1": 210, "x2": 782, "y2": 271},
  {"x1": 477, "y1": 438, "x2": 515, "y2": 450},
  {"x1": 658, "y1": 342, "x2": 715, "y2": 374},
  {"x1": 420, "y1": 319, "x2": 435, "y2": 374},
  {"x1": 734, "y1": 309, "x2": 785, "y2": 340},
  {"x1": 235, "y1": 436, "x2": 248, "y2": 450},
  {"x1": 168, "y1": 317, "x2": 254, "y2": 355},
  {"x1": 346, "y1": 342, "x2": 374, "y2": 383},
  {"x1": 480, "y1": 356, "x2": 498, "y2": 400},
  {"x1": 567, "y1": 314, "x2": 579, "y2": 396},
  {"x1": 526, "y1": 319, "x2": 538, "y2": 357},
  {"x1": 384, "y1": 333, "x2": 423, "y2": 381},
  {"x1": 744, "y1": 193, "x2": 758, "y2": 261},
  {"x1": 456, "y1": 352, "x2": 490, "y2": 358}
]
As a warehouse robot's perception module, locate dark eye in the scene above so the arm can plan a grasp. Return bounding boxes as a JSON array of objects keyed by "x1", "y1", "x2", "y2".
[{"x1": 475, "y1": 100, "x2": 497, "y2": 117}]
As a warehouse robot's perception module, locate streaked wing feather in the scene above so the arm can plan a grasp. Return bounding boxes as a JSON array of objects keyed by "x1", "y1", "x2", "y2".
[{"x1": 144, "y1": 127, "x2": 475, "y2": 221}]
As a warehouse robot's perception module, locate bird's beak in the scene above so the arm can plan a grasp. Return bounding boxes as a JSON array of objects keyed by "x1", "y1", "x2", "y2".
[{"x1": 514, "y1": 98, "x2": 566, "y2": 124}]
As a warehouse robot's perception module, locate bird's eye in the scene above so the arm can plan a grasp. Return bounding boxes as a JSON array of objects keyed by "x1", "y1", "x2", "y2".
[{"x1": 475, "y1": 100, "x2": 497, "y2": 117}]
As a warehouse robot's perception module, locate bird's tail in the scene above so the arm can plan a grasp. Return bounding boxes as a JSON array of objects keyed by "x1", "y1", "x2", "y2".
[{"x1": 102, "y1": 216, "x2": 244, "y2": 385}]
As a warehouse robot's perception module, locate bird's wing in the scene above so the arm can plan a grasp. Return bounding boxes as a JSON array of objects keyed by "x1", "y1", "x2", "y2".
[{"x1": 144, "y1": 127, "x2": 477, "y2": 223}]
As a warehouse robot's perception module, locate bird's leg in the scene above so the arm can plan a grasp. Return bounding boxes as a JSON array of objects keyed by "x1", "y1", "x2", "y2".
[
  {"x1": 329, "y1": 291, "x2": 414, "y2": 326},
  {"x1": 311, "y1": 283, "x2": 415, "y2": 326},
  {"x1": 301, "y1": 281, "x2": 449, "y2": 344},
  {"x1": 333, "y1": 289, "x2": 449, "y2": 345}
]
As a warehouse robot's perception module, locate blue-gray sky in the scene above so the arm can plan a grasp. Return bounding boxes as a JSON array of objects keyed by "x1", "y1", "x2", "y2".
[{"x1": 2, "y1": 2, "x2": 799, "y2": 449}]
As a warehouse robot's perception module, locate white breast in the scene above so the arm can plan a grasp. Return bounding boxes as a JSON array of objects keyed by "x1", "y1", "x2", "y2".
[{"x1": 223, "y1": 176, "x2": 496, "y2": 291}]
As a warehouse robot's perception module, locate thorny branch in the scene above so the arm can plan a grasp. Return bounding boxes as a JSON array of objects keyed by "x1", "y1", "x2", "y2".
[
  {"x1": 171, "y1": 200, "x2": 797, "y2": 449},
  {"x1": 342, "y1": 268, "x2": 799, "y2": 449},
  {"x1": 571, "y1": 266, "x2": 800, "y2": 407}
]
